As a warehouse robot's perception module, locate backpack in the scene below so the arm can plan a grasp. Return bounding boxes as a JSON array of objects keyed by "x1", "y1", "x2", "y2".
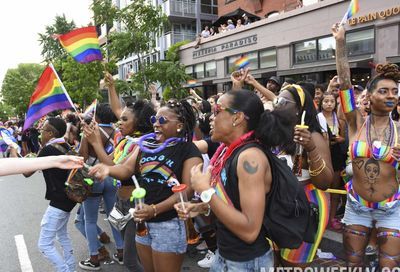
[
  {"x1": 51, "y1": 143, "x2": 93, "y2": 203},
  {"x1": 227, "y1": 142, "x2": 319, "y2": 249}
]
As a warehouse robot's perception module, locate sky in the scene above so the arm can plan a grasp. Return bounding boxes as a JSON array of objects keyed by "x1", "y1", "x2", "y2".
[{"x1": 0, "y1": 0, "x2": 93, "y2": 89}]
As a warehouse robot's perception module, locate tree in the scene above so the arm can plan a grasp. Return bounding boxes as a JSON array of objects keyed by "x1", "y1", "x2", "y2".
[
  {"x1": 1, "y1": 64, "x2": 44, "y2": 116},
  {"x1": 0, "y1": 102, "x2": 15, "y2": 121}
]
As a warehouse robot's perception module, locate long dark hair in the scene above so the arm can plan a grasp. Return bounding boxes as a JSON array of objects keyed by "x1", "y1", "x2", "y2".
[
  {"x1": 126, "y1": 100, "x2": 155, "y2": 134},
  {"x1": 164, "y1": 99, "x2": 196, "y2": 142}
]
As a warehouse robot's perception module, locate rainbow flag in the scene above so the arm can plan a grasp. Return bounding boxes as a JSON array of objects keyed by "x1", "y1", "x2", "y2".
[
  {"x1": 58, "y1": 26, "x2": 103, "y2": 64},
  {"x1": 0, "y1": 126, "x2": 19, "y2": 153},
  {"x1": 235, "y1": 56, "x2": 249, "y2": 69},
  {"x1": 187, "y1": 80, "x2": 197, "y2": 87},
  {"x1": 84, "y1": 99, "x2": 97, "y2": 116},
  {"x1": 23, "y1": 65, "x2": 74, "y2": 131},
  {"x1": 341, "y1": 0, "x2": 359, "y2": 24}
]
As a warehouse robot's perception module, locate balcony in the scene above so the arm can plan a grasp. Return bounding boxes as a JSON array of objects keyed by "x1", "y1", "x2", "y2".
[
  {"x1": 163, "y1": 32, "x2": 196, "y2": 48},
  {"x1": 163, "y1": 0, "x2": 196, "y2": 18}
]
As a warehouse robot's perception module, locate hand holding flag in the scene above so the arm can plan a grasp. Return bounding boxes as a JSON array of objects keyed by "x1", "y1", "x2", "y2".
[{"x1": 340, "y1": 0, "x2": 359, "y2": 26}]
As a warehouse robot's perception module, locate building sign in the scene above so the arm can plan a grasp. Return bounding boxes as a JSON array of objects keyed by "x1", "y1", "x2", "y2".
[
  {"x1": 348, "y1": 6, "x2": 400, "y2": 26},
  {"x1": 193, "y1": 35, "x2": 257, "y2": 59}
]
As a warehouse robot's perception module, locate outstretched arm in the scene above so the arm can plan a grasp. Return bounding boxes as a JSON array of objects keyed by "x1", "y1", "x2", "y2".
[
  {"x1": 105, "y1": 72, "x2": 123, "y2": 119},
  {"x1": 0, "y1": 156, "x2": 84, "y2": 176}
]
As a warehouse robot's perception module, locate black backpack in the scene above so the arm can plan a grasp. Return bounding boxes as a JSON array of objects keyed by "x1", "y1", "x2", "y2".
[{"x1": 227, "y1": 142, "x2": 319, "y2": 249}]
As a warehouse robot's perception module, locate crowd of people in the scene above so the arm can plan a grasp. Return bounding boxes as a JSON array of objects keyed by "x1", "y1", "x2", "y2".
[
  {"x1": 200, "y1": 14, "x2": 252, "y2": 39},
  {"x1": 1, "y1": 23, "x2": 400, "y2": 272}
]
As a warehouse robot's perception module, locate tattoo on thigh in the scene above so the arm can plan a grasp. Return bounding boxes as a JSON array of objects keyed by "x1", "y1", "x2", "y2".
[{"x1": 243, "y1": 160, "x2": 258, "y2": 174}]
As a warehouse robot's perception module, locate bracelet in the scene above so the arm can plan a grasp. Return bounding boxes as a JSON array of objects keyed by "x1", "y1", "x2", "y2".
[
  {"x1": 151, "y1": 204, "x2": 157, "y2": 218},
  {"x1": 307, "y1": 154, "x2": 322, "y2": 165},
  {"x1": 203, "y1": 204, "x2": 211, "y2": 217},
  {"x1": 309, "y1": 159, "x2": 326, "y2": 177}
]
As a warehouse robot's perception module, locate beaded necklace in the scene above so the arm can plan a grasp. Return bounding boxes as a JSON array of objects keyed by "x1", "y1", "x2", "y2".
[
  {"x1": 138, "y1": 133, "x2": 184, "y2": 154},
  {"x1": 366, "y1": 115, "x2": 395, "y2": 160}
]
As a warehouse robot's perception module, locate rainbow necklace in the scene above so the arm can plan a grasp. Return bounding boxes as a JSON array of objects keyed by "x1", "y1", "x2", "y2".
[{"x1": 138, "y1": 133, "x2": 184, "y2": 154}]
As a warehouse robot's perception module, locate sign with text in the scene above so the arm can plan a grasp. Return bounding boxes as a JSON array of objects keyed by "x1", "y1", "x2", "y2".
[
  {"x1": 348, "y1": 5, "x2": 400, "y2": 26},
  {"x1": 193, "y1": 35, "x2": 258, "y2": 59}
]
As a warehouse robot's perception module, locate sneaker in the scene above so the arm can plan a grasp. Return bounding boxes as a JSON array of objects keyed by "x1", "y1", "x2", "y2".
[
  {"x1": 196, "y1": 240, "x2": 208, "y2": 251},
  {"x1": 99, "y1": 232, "x2": 111, "y2": 244},
  {"x1": 112, "y1": 253, "x2": 124, "y2": 265},
  {"x1": 197, "y1": 250, "x2": 215, "y2": 268},
  {"x1": 79, "y1": 259, "x2": 100, "y2": 271},
  {"x1": 98, "y1": 246, "x2": 110, "y2": 262}
]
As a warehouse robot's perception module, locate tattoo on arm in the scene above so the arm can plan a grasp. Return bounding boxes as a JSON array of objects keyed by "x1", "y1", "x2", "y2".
[
  {"x1": 243, "y1": 160, "x2": 258, "y2": 174},
  {"x1": 335, "y1": 38, "x2": 352, "y2": 89}
]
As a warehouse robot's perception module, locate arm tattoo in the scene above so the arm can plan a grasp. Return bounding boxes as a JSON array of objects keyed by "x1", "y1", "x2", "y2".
[
  {"x1": 335, "y1": 38, "x2": 352, "y2": 89},
  {"x1": 243, "y1": 160, "x2": 258, "y2": 174}
]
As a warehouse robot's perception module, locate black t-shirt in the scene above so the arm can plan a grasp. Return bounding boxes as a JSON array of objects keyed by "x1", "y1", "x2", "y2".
[
  {"x1": 205, "y1": 137, "x2": 220, "y2": 159},
  {"x1": 38, "y1": 144, "x2": 76, "y2": 212},
  {"x1": 138, "y1": 142, "x2": 202, "y2": 222}
]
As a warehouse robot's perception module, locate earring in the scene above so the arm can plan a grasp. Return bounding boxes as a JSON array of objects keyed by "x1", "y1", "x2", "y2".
[
  {"x1": 232, "y1": 123, "x2": 236, "y2": 127},
  {"x1": 177, "y1": 128, "x2": 182, "y2": 133}
]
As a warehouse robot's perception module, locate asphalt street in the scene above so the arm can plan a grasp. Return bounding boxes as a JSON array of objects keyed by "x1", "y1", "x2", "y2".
[{"x1": 0, "y1": 172, "x2": 206, "y2": 272}]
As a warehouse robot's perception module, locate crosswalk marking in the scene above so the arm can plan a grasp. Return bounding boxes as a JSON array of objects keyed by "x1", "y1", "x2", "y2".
[{"x1": 14, "y1": 234, "x2": 33, "y2": 272}]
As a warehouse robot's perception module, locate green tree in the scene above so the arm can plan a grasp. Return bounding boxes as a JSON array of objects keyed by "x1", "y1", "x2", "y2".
[
  {"x1": 1, "y1": 64, "x2": 44, "y2": 116},
  {"x1": 0, "y1": 102, "x2": 15, "y2": 121}
]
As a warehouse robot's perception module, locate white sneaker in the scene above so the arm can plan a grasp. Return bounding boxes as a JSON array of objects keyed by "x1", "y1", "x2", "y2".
[
  {"x1": 197, "y1": 250, "x2": 215, "y2": 268},
  {"x1": 196, "y1": 240, "x2": 208, "y2": 251}
]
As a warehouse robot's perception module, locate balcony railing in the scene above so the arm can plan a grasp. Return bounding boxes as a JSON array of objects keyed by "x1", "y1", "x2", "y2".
[
  {"x1": 164, "y1": 32, "x2": 196, "y2": 48},
  {"x1": 163, "y1": 0, "x2": 196, "y2": 18}
]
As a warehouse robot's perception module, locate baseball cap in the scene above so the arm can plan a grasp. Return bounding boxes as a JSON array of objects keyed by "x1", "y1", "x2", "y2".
[{"x1": 268, "y1": 76, "x2": 281, "y2": 87}]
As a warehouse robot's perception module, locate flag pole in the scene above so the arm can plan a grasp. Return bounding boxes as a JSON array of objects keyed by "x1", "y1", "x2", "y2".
[{"x1": 48, "y1": 63, "x2": 83, "y2": 123}]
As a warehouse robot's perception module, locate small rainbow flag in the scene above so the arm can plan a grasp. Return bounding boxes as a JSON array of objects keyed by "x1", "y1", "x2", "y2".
[
  {"x1": 58, "y1": 26, "x2": 103, "y2": 64},
  {"x1": 341, "y1": 0, "x2": 359, "y2": 25},
  {"x1": 23, "y1": 65, "x2": 74, "y2": 131},
  {"x1": 84, "y1": 99, "x2": 97, "y2": 116},
  {"x1": 187, "y1": 79, "x2": 197, "y2": 87},
  {"x1": 234, "y1": 56, "x2": 250, "y2": 69}
]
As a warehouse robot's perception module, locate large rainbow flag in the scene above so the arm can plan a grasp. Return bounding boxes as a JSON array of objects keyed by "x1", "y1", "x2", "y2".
[
  {"x1": 58, "y1": 26, "x2": 103, "y2": 64},
  {"x1": 23, "y1": 65, "x2": 74, "y2": 131}
]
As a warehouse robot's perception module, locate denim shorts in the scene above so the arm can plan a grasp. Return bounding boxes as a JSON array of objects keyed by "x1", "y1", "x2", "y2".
[
  {"x1": 210, "y1": 248, "x2": 274, "y2": 272},
  {"x1": 342, "y1": 194, "x2": 400, "y2": 230},
  {"x1": 135, "y1": 217, "x2": 187, "y2": 254}
]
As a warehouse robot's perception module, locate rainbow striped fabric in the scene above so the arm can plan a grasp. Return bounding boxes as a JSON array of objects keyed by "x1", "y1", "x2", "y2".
[
  {"x1": 187, "y1": 80, "x2": 197, "y2": 87},
  {"x1": 235, "y1": 56, "x2": 250, "y2": 69},
  {"x1": 84, "y1": 99, "x2": 97, "y2": 116},
  {"x1": 23, "y1": 66, "x2": 74, "y2": 131},
  {"x1": 59, "y1": 26, "x2": 103, "y2": 64},
  {"x1": 346, "y1": 0, "x2": 359, "y2": 20},
  {"x1": 0, "y1": 126, "x2": 18, "y2": 152},
  {"x1": 339, "y1": 88, "x2": 356, "y2": 113}
]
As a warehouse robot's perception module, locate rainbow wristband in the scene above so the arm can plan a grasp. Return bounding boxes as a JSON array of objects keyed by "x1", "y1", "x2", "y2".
[{"x1": 339, "y1": 88, "x2": 357, "y2": 113}]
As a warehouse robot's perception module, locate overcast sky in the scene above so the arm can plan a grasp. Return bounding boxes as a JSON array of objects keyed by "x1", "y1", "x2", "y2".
[{"x1": 0, "y1": 0, "x2": 93, "y2": 89}]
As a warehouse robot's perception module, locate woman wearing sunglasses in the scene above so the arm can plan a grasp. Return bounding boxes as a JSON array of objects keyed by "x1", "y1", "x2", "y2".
[
  {"x1": 175, "y1": 89, "x2": 297, "y2": 270},
  {"x1": 89, "y1": 99, "x2": 202, "y2": 272},
  {"x1": 243, "y1": 74, "x2": 334, "y2": 267}
]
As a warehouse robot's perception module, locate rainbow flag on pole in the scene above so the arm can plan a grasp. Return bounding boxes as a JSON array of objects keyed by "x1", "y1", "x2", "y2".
[
  {"x1": 58, "y1": 26, "x2": 103, "y2": 64},
  {"x1": 235, "y1": 56, "x2": 250, "y2": 69},
  {"x1": 84, "y1": 99, "x2": 97, "y2": 117},
  {"x1": 340, "y1": 0, "x2": 359, "y2": 25},
  {"x1": 23, "y1": 65, "x2": 75, "y2": 131}
]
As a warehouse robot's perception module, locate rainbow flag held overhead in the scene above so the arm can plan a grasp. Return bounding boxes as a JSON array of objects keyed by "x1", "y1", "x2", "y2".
[
  {"x1": 341, "y1": 0, "x2": 359, "y2": 25},
  {"x1": 23, "y1": 65, "x2": 75, "y2": 131},
  {"x1": 58, "y1": 26, "x2": 103, "y2": 64},
  {"x1": 235, "y1": 56, "x2": 250, "y2": 69},
  {"x1": 84, "y1": 99, "x2": 97, "y2": 117}
]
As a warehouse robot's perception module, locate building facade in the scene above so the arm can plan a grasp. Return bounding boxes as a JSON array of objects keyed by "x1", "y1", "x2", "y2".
[
  {"x1": 115, "y1": 0, "x2": 218, "y2": 81},
  {"x1": 179, "y1": 0, "x2": 400, "y2": 97}
]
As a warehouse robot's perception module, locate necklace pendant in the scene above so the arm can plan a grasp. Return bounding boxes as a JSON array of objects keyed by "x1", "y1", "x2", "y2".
[{"x1": 372, "y1": 141, "x2": 382, "y2": 149}]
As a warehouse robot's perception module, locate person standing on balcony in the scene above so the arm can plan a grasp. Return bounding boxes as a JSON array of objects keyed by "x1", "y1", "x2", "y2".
[
  {"x1": 201, "y1": 26, "x2": 210, "y2": 38},
  {"x1": 227, "y1": 19, "x2": 235, "y2": 30}
]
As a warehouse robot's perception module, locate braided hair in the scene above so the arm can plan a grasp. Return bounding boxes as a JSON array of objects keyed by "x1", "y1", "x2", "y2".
[
  {"x1": 366, "y1": 63, "x2": 400, "y2": 93},
  {"x1": 164, "y1": 99, "x2": 196, "y2": 142}
]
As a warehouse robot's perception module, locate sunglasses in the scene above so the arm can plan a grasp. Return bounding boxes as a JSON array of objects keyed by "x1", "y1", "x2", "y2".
[
  {"x1": 273, "y1": 97, "x2": 296, "y2": 109},
  {"x1": 213, "y1": 104, "x2": 249, "y2": 120},
  {"x1": 150, "y1": 115, "x2": 179, "y2": 125}
]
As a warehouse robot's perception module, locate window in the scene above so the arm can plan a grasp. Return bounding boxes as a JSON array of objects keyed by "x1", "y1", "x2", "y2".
[
  {"x1": 185, "y1": 66, "x2": 193, "y2": 76},
  {"x1": 294, "y1": 40, "x2": 317, "y2": 64},
  {"x1": 260, "y1": 49, "x2": 277, "y2": 68},
  {"x1": 195, "y1": 63, "x2": 205, "y2": 79},
  {"x1": 318, "y1": 36, "x2": 336, "y2": 60},
  {"x1": 346, "y1": 28, "x2": 374, "y2": 56},
  {"x1": 205, "y1": 61, "x2": 216, "y2": 77},
  {"x1": 227, "y1": 52, "x2": 258, "y2": 73},
  {"x1": 201, "y1": 0, "x2": 218, "y2": 15}
]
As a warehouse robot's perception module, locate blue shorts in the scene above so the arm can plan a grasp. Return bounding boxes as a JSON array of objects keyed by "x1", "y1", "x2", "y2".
[
  {"x1": 135, "y1": 217, "x2": 187, "y2": 254},
  {"x1": 210, "y1": 249, "x2": 274, "y2": 272},
  {"x1": 342, "y1": 194, "x2": 400, "y2": 230}
]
